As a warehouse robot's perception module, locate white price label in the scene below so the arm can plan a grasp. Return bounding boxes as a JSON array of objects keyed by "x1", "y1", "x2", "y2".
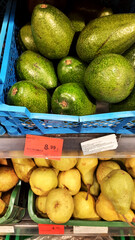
[
  {"x1": 0, "y1": 226, "x2": 14, "y2": 234},
  {"x1": 73, "y1": 226, "x2": 108, "y2": 234},
  {"x1": 81, "y1": 134, "x2": 118, "y2": 155}
]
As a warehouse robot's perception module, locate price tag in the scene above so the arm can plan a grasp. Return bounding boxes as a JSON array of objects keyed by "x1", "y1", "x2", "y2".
[
  {"x1": 0, "y1": 226, "x2": 14, "y2": 234},
  {"x1": 38, "y1": 224, "x2": 64, "y2": 234},
  {"x1": 81, "y1": 134, "x2": 118, "y2": 155},
  {"x1": 73, "y1": 226, "x2": 108, "y2": 234},
  {"x1": 24, "y1": 135, "x2": 63, "y2": 160}
]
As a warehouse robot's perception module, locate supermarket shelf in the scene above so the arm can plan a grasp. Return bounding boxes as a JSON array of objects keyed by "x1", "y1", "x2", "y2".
[
  {"x1": 0, "y1": 134, "x2": 135, "y2": 158},
  {"x1": 0, "y1": 212, "x2": 135, "y2": 237}
]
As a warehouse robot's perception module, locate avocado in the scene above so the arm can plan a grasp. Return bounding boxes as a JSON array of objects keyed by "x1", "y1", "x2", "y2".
[
  {"x1": 109, "y1": 87, "x2": 135, "y2": 112},
  {"x1": 68, "y1": 11, "x2": 85, "y2": 32},
  {"x1": 84, "y1": 53, "x2": 135, "y2": 103},
  {"x1": 98, "y1": 7, "x2": 113, "y2": 18},
  {"x1": 7, "y1": 81, "x2": 51, "y2": 113},
  {"x1": 57, "y1": 56, "x2": 87, "y2": 86},
  {"x1": 16, "y1": 50, "x2": 58, "y2": 89},
  {"x1": 18, "y1": 23, "x2": 38, "y2": 52},
  {"x1": 124, "y1": 43, "x2": 135, "y2": 69},
  {"x1": 31, "y1": 4, "x2": 75, "y2": 59},
  {"x1": 76, "y1": 13, "x2": 135, "y2": 62},
  {"x1": 51, "y1": 83, "x2": 96, "y2": 116}
]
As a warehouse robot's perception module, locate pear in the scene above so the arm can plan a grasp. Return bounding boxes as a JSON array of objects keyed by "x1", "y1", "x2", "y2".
[
  {"x1": 76, "y1": 156, "x2": 98, "y2": 188},
  {"x1": 96, "y1": 160, "x2": 120, "y2": 185},
  {"x1": 0, "y1": 199, "x2": 7, "y2": 216},
  {"x1": 50, "y1": 151, "x2": 78, "y2": 171},
  {"x1": 73, "y1": 191, "x2": 100, "y2": 220},
  {"x1": 0, "y1": 166, "x2": 19, "y2": 192},
  {"x1": 125, "y1": 158, "x2": 135, "y2": 178},
  {"x1": 96, "y1": 193, "x2": 135, "y2": 222},
  {"x1": 46, "y1": 188, "x2": 74, "y2": 224},
  {"x1": 101, "y1": 169, "x2": 134, "y2": 215},
  {"x1": 81, "y1": 175, "x2": 100, "y2": 197},
  {"x1": 34, "y1": 158, "x2": 51, "y2": 167},
  {"x1": 98, "y1": 150, "x2": 115, "y2": 160},
  {"x1": 131, "y1": 179, "x2": 135, "y2": 210},
  {"x1": 2, "y1": 190, "x2": 12, "y2": 206},
  {"x1": 35, "y1": 195, "x2": 47, "y2": 217},
  {"x1": 89, "y1": 175, "x2": 100, "y2": 196},
  {"x1": 29, "y1": 167, "x2": 58, "y2": 196},
  {"x1": 0, "y1": 159, "x2": 11, "y2": 166},
  {"x1": 11, "y1": 158, "x2": 36, "y2": 182},
  {"x1": 58, "y1": 168, "x2": 81, "y2": 195}
]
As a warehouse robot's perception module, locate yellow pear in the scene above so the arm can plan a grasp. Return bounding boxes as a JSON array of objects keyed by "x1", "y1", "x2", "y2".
[
  {"x1": 125, "y1": 158, "x2": 135, "y2": 178},
  {"x1": 11, "y1": 158, "x2": 36, "y2": 182},
  {"x1": 29, "y1": 167, "x2": 58, "y2": 196},
  {"x1": 131, "y1": 179, "x2": 135, "y2": 210},
  {"x1": 96, "y1": 193, "x2": 134, "y2": 222},
  {"x1": 0, "y1": 166, "x2": 19, "y2": 192},
  {"x1": 34, "y1": 158, "x2": 51, "y2": 167},
  {"x1": 76, "y1": 156, "x2": 98, "y2": 187},
  {"x1": 46, "y1": 188, "x2": 74, "y2": 224},
  {"x1": 50, "y1": 151, "x2": 78, "y2": 171},
  {"x1": 2, "y1": 190, "x2": 12, "y2": 206},
  {"x1": 58, "y1": 168, "x2": 81, "y2": 195},
  {"x1": 89, "y1": 174, "x2": 100, "y2": 196},
  {"x1": 35, "y1": 195, "x2": 47, "y2": 217},
  {"x1": 73, "y1": 191, "x2": 100, "y2": 220},
  {"x1": 98, "y1": 150, "x2": 115, "y2": 160},
  {"x1": 96, "y1": 160, "x2": 120, "y2": 185},
  {"x1": 0, "y1": 199, "x2": 7, "y2": 216}
]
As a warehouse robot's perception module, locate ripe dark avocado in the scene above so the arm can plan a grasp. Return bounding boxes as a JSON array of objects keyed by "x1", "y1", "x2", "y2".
[
  {"x1": 84, "y1": 54, "x2": 135, "y2": 103},
  {"x1": 76, "y1": 13, "x2": 135, "y2": 62},
  {"x1": 51, "y1": 83, "x2": 96, "y2": 116},
  {"x1": 7, "y1": 81, "x2": 51, "y2": 113},
  {"x1": 18, "y1": 23, "x2": 38, "y2": 52},
  {"x1": 16, "y1": 50, "x2": 57, "y2": 90},
  {"x1": 31, "y1": 4, "x2": 75, "y2": 59},
  {"x1": 57, "y1": 56, "x2": 87, "y2": 86}
]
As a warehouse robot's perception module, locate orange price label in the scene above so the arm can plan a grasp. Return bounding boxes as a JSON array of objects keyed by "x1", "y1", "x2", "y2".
[
  {"x1": 38, "y1": 224, "x2": 64, "y2": 234},
  {"x1": 24, "y1": 134, "x2": 63, "y2": 160}
]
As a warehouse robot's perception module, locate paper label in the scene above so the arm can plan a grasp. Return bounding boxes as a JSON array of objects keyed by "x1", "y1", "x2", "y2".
[
  {"x1": 38, "y1": 224, "x2": 64, "y2": 234},
  {"x1": 24, "y1": 135, "x2": 63, "y2": 160},
  {"x1": 0, "y1": 226, "x2": 14, "y2": 233},
  {"x1": 73, "y1": 226, "x2": 108, "y2": 234},
  {"x1": 81, "y1": 134, "x2": 118, "y2": 155}
]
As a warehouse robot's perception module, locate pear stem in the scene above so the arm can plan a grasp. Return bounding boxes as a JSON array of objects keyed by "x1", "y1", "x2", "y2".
[
  {"x1": 86, "y1": 184, "x2": 91, "y2": 200},
  {"x1": 122, "y1": 214, "x2": 135, "y2": 228}
]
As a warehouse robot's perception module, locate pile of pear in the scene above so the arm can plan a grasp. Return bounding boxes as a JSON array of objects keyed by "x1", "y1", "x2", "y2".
[
  {"x1": 0, "y1": 159, "x2": 19, "y2": 217},
  {"x1": 10, "y1": 153, "x2": 135, "y2": 225}
]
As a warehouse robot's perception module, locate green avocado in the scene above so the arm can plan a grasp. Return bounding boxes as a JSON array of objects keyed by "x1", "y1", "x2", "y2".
[
  {"x1": 84, "y1": 53, "x2": 135, "y2": 103},
  {"x1": 124, "y1": 43, "x2": 135, "y2": 69},
  {"x1": 68, "y1": 11, "x2": 85, "y2": 32},
  {"x1": 31, "y1": 4, "x2": 75, "y2": 59},
  {"x1": 7, "y1": 81, "x2": 51, "y2": 113},
  {"x1": 51, "y1": 83, "x2": 96, "y2": 116},
  {"x1": 18, "y1": 23, "x2": 38, "y2": 52},
  {"x1": 76, "y1": 13, "x2": 135, "y2": 62},
  {"x1": 16, "y1": 50, "x2": 57, "y2": 89},
  {"x1": 57, "y1": 56, "x2": 87, "y2": 86},
  {"x1": 109, "y1": 87, "x2": 135, "y2": 112}
]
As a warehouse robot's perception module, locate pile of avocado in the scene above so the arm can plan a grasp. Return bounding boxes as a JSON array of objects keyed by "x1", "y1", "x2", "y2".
[{"x1": 7, "y1": 2, "x2": 135, "y2": 115}]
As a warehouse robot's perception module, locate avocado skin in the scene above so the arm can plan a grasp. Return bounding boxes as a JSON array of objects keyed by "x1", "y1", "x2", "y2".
[
  {"x1": 84, "y1": 53, "x2": 135, "y2": 103},
  {"x1": 7, "y1": 81, "x2": 51, "y2": 113},
  {"x1": 124, "y1": 43, "x2": 135, "y2": 69},
  {"x1": 57, "y1": 56, "x2": 87, "y2": 86},
  {"x1": 51, "y1": 83, "x2": 96, "y2": 116},
  {"x1": 31, "y1": 4, "x2": 75, "y2": 59},
  {"x1": 16, "y1": 50, "x2": 57, "y2": 89},
  {"x1": 76, "y1": 13, "x2": 135, "y2": 62},
  {"x1": 109, "y1": 87, "x2": 135, "y2": 112},
  {"x1": 18, "y1": 23, "x2": 38, "y2": 52}
]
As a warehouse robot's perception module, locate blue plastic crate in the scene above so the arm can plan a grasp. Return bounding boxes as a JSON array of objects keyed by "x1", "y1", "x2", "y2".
[{"x1": 1, "y1": 0, "x2": 135, "y2": 136}]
